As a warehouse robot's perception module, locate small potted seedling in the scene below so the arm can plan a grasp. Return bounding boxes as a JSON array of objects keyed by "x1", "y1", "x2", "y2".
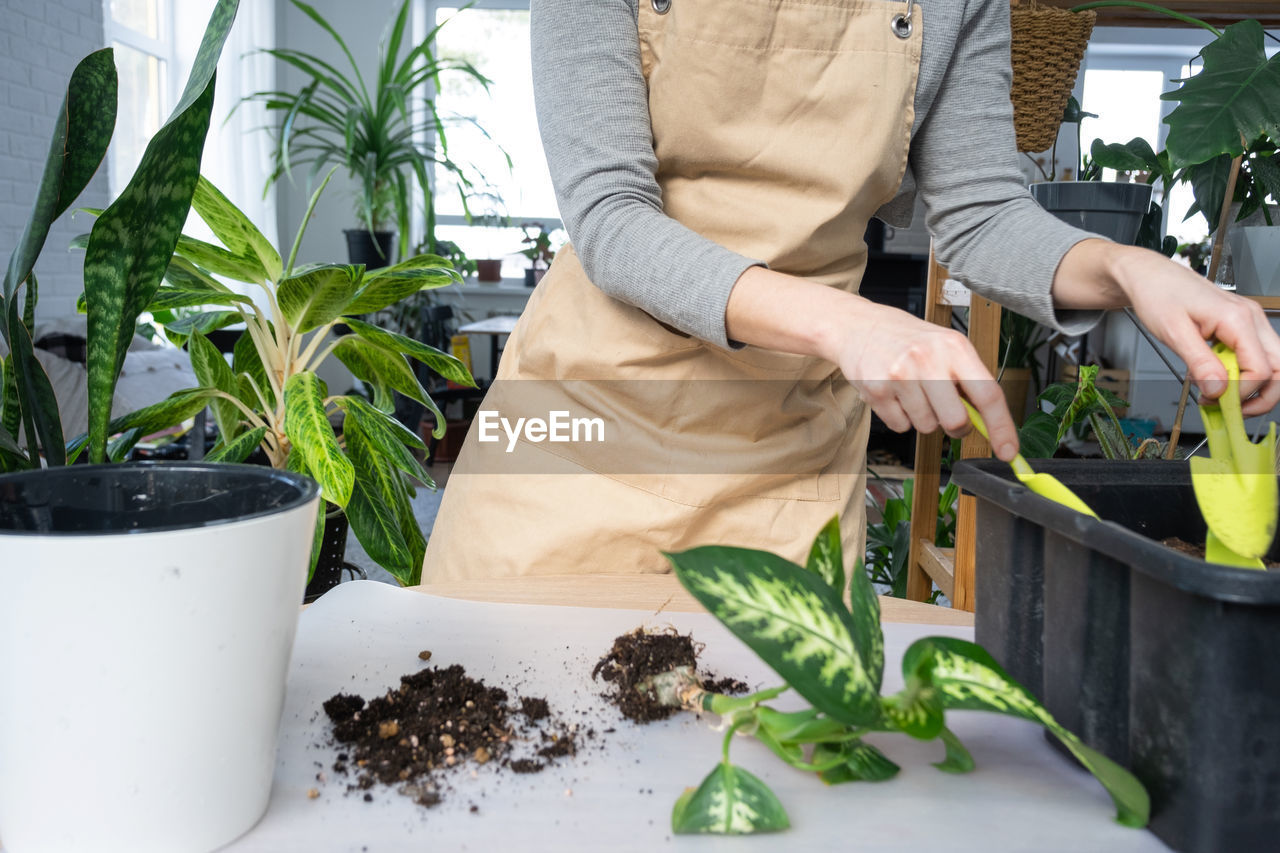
[
  {"x1": 645, "y1": 518, "x2": 1149, "y2": 835},
  {"x1": 518, "y1": 221, "x2": 556, "y2": 287}
]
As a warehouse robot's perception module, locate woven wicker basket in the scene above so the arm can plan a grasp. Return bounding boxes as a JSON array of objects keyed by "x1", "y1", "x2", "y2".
[{"x1": 1009, "y1": 1, "x2": 1096, "y2": 153}]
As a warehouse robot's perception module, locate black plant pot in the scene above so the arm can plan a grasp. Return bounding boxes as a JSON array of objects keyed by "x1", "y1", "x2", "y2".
[
  {"x1": 344, "y1": 229, "x2": 395, "y2": 269},
  {"x1": 953, "y1": 459, "x2": 1280, "y2": 853},
  {"x1": 302, "y1": 503, "x2": 366, "y2": 603},
  {"x1": 1031, "y1": 182, "x2": 1153, "y2": 245}
]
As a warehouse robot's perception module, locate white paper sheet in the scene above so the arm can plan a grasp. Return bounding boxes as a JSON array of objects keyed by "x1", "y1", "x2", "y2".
[{"x1": 223, "y1": 581, "x2": 1169, "y2": 853}]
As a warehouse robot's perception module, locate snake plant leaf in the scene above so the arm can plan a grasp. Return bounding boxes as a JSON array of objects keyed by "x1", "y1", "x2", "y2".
[
  {"x1": 173, "y1": 235, "x2": 267, "y2": 284},
  {"x1": 933, "y1": 726, "x2": 976, "y2": 774},
  {"x1": 84, "y1": 0, "x2": 240, "y2": 464},
  {"x1": 343, "y1": 418, "x2": 414, "y2": 581},
  {"x1": 205, "y1": 425, "x2": 268, "y2": 464},
  {"x1": 337, "y1": 394, "x2": 431, "y2": 485},
  {"x1": 903, "y1": 636, "x2": 1150, "y2": 828},
  {"x1": 804, "y1": 515, "x2": 845, "y2": 593},
  {"x1": 1161, "y1": 20, "x2": 1280, "y2": 168},
  {"x1": 342, "y1": 317, "x2": 475, "y2": 387},
  {"x1": 278, "y1": 265, "x2": 362, "y2": 332},
  {"x1": 3, "y1": 48, "x2": 116, "y2": 310},
  {"x1": 283, "y1": 371, "x2": 353, "y2": 507},
  {"x1": 0, "y1": 422, "x2": 24, "y2": 467},
  {"x1": 671, "y1": 763, "x2": 790, "y2": 835},
  {"x1": 2, "y1": 306, "x2": 63, "y2": 466},
  {"x1": 190, "y1": 176, "x2": 282, "y2": 282},
  {"x1": 233, "y1": 327, "x2": 277, "y2": 411},
  {"x1": 187, "y1": 330, "x2": 244, "y2": 442},
  {"x1": 665, "y1": 544, "x2": 882, "y2": 726},
  {"x1": 814, "y1": 740, "x2": 901, "y2": 784}
]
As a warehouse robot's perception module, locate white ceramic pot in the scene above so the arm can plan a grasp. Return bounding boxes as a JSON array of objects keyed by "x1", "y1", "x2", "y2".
[{"x1": 0, "y1": 462, "x2": 319, "y2": 853}]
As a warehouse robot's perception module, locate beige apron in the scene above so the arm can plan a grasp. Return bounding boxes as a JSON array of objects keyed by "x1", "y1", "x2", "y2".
[{"x1": 423, "y1": 0, "x2": 922, "y2": 580}]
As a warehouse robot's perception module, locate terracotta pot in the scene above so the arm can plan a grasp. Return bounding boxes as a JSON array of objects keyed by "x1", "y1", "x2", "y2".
[{"x1": 475, "y1": 259, "x2": 503, "y2": 282}]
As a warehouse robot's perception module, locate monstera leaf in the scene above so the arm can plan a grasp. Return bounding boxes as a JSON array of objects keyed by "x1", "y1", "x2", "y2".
[{"x1": 1161, "y1": 20, "x2": 1280, "y2": 168}]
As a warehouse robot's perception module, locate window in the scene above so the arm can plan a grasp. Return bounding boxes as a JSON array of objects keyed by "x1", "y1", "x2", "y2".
[
  {"x1": 419, "y1": 0, "x2": 560, "y2": 276},
  {"x1": 103, "y1": 0, "x2": 178, "y2": 195}
]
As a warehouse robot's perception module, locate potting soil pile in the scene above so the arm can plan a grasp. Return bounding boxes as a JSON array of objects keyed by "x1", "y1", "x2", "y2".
[
  {"x1": 592, "y1": 627, "x2": 747, "y2": 722},
  {"x1": 322, "y1": 659, "x2": 582, "y2": 808}
]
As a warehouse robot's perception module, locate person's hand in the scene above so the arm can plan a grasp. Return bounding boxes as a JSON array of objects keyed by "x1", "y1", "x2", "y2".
[
  {"x1": 818, "y1": 299, "x2": 1019, "y2": 461},
  {"x1": 1112, "y1": 248, "x2": 1280, "y2": 416}
]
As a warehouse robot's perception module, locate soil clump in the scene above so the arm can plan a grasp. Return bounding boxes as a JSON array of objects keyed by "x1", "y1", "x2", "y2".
[{"x1": 592, "y1": 627, "x2": 747, "y2": 722}]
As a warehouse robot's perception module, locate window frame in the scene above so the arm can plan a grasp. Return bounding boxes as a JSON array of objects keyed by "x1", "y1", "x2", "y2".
[{"x1": 413, "y1": 0, "x2": 563, "y2": 245}]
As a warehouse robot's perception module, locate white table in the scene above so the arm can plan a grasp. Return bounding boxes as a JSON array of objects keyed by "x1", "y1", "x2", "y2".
[
  {"x1": 458, "y1": 315, "x2": 520, "y2": 382},
  {"x1": 222, "y1": 581, "x2": 1169, "y2": 852}
]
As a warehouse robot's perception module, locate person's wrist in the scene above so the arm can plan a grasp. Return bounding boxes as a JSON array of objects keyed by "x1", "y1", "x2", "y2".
[{"x1": 810, "y1": 292, "x2": 876, "y2": 365}]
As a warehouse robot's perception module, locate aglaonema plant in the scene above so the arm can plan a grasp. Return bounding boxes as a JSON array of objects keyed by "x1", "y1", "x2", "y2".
[
  {"x1": 71, "y1": 172, "x2": 474, "y2": 585},
  {"x1": 658, "y1": 518, "x2": 1150, "y2": 835}
]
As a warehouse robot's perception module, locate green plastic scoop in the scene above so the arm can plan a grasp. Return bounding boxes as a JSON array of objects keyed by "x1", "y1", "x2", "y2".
[
  {"x1": 963, "y1": 400, "x2": 1098, "y2": 518},
  {"x1": 1190, "y1": 344, "x2": 1276, "y2": 569}
]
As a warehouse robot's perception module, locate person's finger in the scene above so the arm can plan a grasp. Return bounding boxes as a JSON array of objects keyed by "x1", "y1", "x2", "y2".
[
  {"x1": 959, "y1": 372, "x2": 1016, "y2": 461},
  {"x1": 1240, "y1": 313, "x2": 1280, "y2": 416},
  {"x1": 1212, "y1": 299, "x2": 1271, "y2": 400},
  {"x1": 921, "y1": 377, "x2": 972, "y2": 438},
  {"x1": 1165, "y1": 316, "x2": 1228, "y2": 399},
  {"x1": 871, "y1": 398, "x2": 912, "y2": 433},
  {"x1": 894, "y1": 382, "x2": 940, "y2": 435}
]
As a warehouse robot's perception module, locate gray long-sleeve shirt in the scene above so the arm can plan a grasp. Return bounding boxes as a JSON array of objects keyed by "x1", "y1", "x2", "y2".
[{"x1": 531, "y1": 0, "x2": 1103, "y2": 349}]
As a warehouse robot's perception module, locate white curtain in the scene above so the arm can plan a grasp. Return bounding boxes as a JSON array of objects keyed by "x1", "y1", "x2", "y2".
[{"x1": 175, "y1": 0, "x2": 279, "y2": 255}]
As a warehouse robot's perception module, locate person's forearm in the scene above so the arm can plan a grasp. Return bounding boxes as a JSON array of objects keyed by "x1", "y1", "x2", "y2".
[
  {"x1": 723, "y1": 266, "x2": 872, "y2": 362},
  {"x1": 1049, "y1": 238, "x2": 1141, "y2": 310}
]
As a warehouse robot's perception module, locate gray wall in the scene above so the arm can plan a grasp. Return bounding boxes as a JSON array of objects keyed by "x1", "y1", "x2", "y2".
[
  {"x1": 273, "y1": 0, "x2": 404, "y2": 268},
  {"x1": 0, "y1": 0, "x2": 109, "y2": 322}
]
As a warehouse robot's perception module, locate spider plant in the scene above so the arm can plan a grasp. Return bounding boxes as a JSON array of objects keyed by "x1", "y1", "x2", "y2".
[{"x1": 247, "y1": 0, "x2": 503, "y2": 257}]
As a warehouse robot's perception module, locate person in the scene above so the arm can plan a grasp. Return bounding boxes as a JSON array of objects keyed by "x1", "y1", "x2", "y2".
[{"x1": 422, "y1": 0, "x2": 1280, "y2": 581}]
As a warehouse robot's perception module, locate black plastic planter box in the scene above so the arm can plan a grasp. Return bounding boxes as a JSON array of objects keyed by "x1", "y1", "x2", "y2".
[{"x1": 952, "y1": 459, "x2": 1280, "y2": 853}]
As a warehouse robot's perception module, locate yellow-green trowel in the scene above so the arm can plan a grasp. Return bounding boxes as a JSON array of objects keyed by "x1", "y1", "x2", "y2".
[{"x1": 1190, "y1": 343, "x2": 1277, "y2": 570}]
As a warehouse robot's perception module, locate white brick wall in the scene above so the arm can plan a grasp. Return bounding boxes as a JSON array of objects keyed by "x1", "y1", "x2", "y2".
[{"x1": 0, "y1": 0, "x2": 108, "y2": 322}]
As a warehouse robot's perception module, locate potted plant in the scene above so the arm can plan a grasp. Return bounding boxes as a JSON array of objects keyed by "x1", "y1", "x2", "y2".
[
  {"x1": 518, "y1": 221, "x2": 557, "y2": 287},
  {"x1": 75, "y1": 171, "x2": 476, "y2": 592},
  {"x1": 0, "y1": 4, "x2": 328, "y2": 852},
  {"x1": 246, "y1": 0, "x2": 501, "y2": 266}
]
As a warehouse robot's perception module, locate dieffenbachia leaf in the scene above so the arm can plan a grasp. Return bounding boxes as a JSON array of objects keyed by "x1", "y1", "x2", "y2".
[
  {"x1": 337, "y1": 394, "x2": 431, "y2": 485},
  {"x1": 814, "y1": 740, "x2": 900, "y2": 784},
  {"x1": 343, "y1": 418, "x2": 416, "y2": 584},
  {"x1": 332, "y1": 337, "x2": 441, "y2": 426},
  {"x1": 933, "y1": 726, "x2": 975, "y2": 774},
  {"x1": 191, "y1": 176, "x2": 282, "y2": 282},
  {"x1": 1161, "y1": 20, "x2": 1280, "y2": 168},
  {"x1": 187, "y1": 330, "x2": 244, "y2": 442},
  {"x1": 66, "y1": 387, "x2": 222, "y2": 458},
  {"x1": 671, "y1": 763, "x2": 790, "y2": 835},
  {"x1": 902, "y1": 636, "x2": 1150, "y2": 828},
  {"x1": 161, "y1": 310, "x2": 242, "y2": 338},
  {"x1": 344, "y1": 255, "x2": 457, "y2": 314},
  {"x1": 84, "y1": 0, "x2": 240, "y2": 463},
  {"x1": 283, "y1": 371, "x2": 353, "y2": 506},
  {"x1": 233, "y1": 326, "x2": 275, "y2": 410},
  {"x1": 665, "y1": 544, "x2": 882, "y2": 726},
  {"x1": 805, "y1": 515, "x2": 845, "y2": 593},
  {"x1": 879, "y1": 675, "x2": 944, "y2": 740},
  {"x1": 754, "y1": 707, "x2": 848, "y2": 745},
  {"x1": 278, "y1": 264, "x2": 361, "y2": 332},
  {"x1": 163, "y1": 254, "x2": 231, "y2": 293},
  {"x1": 146, "y1": 287, "x2": 250, "y2": 312},
  {"x1": 205, "y1": 425, "x2": 268, "y2": 464},
  {"x1": 342, "y1": 317, "x2": 474, "y2": 387},
  {"x1": 174, "y1": 234, "x2": 267, "y2": 284}
]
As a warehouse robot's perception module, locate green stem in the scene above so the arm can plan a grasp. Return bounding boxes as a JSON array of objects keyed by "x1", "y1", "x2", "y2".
[
  {"x1": 1069, "y1": 2, "x2": 1221, "y2": 36},
  {"x1": 722, "y1": 720, "x2": 746, "y2": 764}
]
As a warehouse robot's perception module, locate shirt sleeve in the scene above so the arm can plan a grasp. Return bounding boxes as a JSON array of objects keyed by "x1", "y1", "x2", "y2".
[
  {"x1": 908, "y1": 0, "x2": 1105, "y2": 335},
  {"x1": 530, "y1": 0, "x2": 762, "y2": 349}
]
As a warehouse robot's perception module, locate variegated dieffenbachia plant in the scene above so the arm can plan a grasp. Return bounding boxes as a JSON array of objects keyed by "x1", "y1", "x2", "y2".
[
  {"x1": 70, "y1": 172, "x2": 474, "y2": 585},
  {"x1": 658, "y1": 518, "x2": 1150, "y2": 835}
]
